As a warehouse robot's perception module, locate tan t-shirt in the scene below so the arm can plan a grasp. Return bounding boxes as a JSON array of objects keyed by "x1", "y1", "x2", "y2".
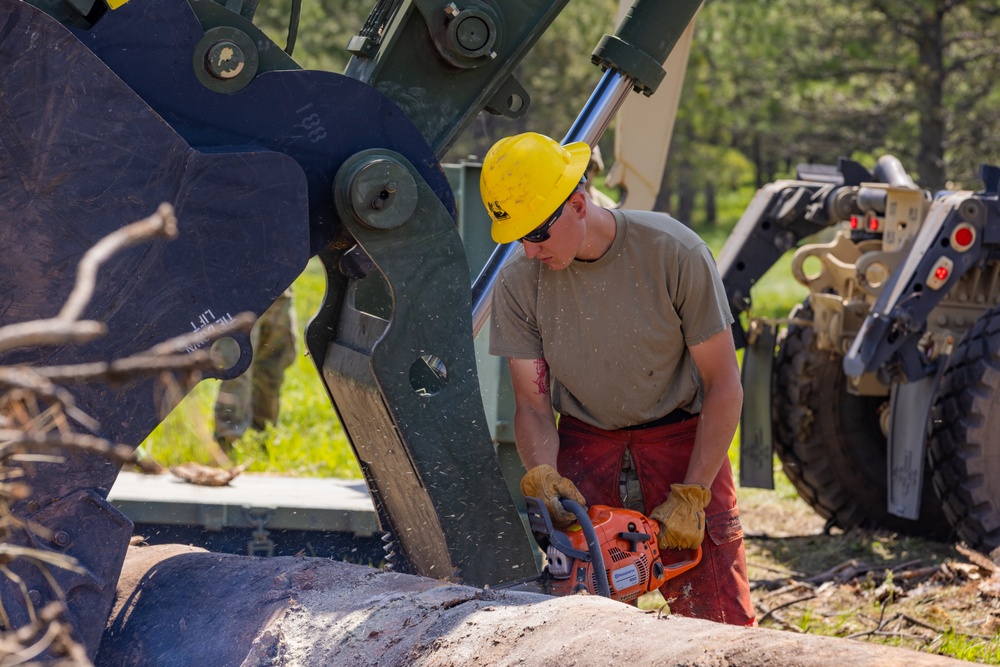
[{"x1": 489, "y1": 209, "x2": 733, "y2": 431}]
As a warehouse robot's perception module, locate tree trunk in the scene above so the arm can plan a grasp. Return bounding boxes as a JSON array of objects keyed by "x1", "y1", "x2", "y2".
[
  {"x1": 915, "y1": 4, "x2": 947, "y2": 191},
  {"x1": 97, "y1": 544, "x2": 969, "y2": 667},
  {"x1": 677, "y1": 159, "x2": 695, "y2": 227},
  {"x1": 654, "y1": 155, "x2": 674, "y2": 214},
  {"x1": 704, "y1": 182, "x2": 717, "y2": 227},
  {"x1": 753, "y1": 133, "x2": 764, "y2": 188}
]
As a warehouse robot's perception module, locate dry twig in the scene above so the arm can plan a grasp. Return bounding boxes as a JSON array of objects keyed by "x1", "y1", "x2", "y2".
[
  {"x1": 754, "y1": 603, "x2": 805, "y2": 633},
  {"x1": 756, "y1": 593, "x2": 818, "y2": 624},
  {"x1": 956, "y1": 543, "x2": 1000, "y2": 575},
  {"x1": 0, "y1": 204, "x2": 177, "y2": 355},
  {"x1": 760, "y1": 580, "x2": 816, "y2": 600},
  {"x1": 0, "y1": 203, "x2": 247, "y2": 664},
  {"x1": 805, "y1": 558, "x2": 871, "y2": 585}
]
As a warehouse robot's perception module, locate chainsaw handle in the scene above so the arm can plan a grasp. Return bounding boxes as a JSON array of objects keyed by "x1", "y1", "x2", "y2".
[
  {"x1": 660, "y1": 545, "x2": 702, "y2": 581},
  {"x1": 560, "y1": 499, "x2": 612, "y2": 598}
]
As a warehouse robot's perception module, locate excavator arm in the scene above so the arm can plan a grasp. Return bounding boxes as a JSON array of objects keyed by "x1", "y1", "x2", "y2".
[{"x1": 0, "y1": 0, "x2": 701, "y2": 658}]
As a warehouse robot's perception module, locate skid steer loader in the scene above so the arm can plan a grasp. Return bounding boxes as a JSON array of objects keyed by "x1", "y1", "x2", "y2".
[{"x1": 721, "y1": 154, "x2": 1000, "y2": 552}]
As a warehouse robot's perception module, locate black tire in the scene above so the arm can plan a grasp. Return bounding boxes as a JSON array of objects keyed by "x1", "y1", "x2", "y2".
[
  {"x1": 772, "y1": 302, "x2": 951, "y2": 538},
  {"x1": 929, "y1": 305, "x2": 1000, "y2": 552}
]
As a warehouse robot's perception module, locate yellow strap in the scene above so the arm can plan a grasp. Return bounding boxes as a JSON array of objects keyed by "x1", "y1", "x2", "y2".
[{"x1": 107, "y1": 0, "x2": 130, "y2": 9}]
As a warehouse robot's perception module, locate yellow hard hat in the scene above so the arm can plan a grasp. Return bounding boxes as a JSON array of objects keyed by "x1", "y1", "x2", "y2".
[{"x1": 480, "y1": 132, "x2": 591, "y2": 243}]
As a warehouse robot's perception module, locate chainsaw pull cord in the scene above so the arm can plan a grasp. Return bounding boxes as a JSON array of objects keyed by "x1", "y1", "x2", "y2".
[{"x1": 560, "y1": 499, "x2": 612, "y2": 598}]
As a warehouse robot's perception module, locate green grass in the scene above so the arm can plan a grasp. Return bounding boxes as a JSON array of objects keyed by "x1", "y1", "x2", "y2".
[{"x1": 935, "y1": 633, "x2": 1000, "y2": 663}]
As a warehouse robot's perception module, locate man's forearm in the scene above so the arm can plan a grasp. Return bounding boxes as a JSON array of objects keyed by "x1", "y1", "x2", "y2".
[
  {"x1": 684, "y1": 381, "x2": 743, "y2": 488},
  {"x1": 513, "y1": 407, "x2": 561, "y2": 470}
]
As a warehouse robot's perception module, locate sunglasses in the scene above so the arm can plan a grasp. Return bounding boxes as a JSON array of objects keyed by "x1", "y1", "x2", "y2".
[{"x1": 518, "y1": 195, "x2": 571, "y2": 244}]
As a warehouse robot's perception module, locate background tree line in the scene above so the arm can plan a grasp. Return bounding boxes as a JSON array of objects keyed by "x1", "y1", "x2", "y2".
[{"x1": 255, "y1": 0, "x2": 1000, "y2": 226}]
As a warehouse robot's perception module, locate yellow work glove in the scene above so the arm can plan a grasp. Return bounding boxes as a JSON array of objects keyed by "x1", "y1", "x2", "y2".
[
  {"x1": 520, "y1": 464, "x2": 587, "y2": 529},
  {"x1": 650, "y1": 483, "x2": 712, "y2": 550}
]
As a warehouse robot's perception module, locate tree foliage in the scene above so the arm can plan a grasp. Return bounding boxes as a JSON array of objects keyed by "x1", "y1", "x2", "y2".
[
  {"x1": 250, "y1": 0, "x2": 1000, "y2": 221},
  {"x1": 666, "y1": 0, "x2": 1000, "y2": 222}
]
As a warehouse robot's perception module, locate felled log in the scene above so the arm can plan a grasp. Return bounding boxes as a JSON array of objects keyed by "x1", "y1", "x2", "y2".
[{"x1": 97, "y1": 544, "x2": 968, "y2": 667}]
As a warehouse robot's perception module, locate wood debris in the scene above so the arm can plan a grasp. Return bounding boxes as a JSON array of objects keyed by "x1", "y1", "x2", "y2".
[
  {"x1": 170, "y1": 462, "x2": 246, "y2": 486},
  {"x1": 956, "y1": 543, "x2": 1000, "y2": 576}
]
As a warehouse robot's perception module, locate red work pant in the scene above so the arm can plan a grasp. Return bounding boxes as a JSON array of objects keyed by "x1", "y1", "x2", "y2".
[{"x1": 557, "y1": 415, "x2": 756, "y2": 626}]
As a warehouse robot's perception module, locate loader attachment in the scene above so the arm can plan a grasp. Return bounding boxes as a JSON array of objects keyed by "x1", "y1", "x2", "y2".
[
  {"x1": 3, "y1": 0, "x2": 708, "y2": 657},
  {"x1": 716, "y1": 158, "x2": 873, "y2": 349},
  {"x1": 2, "y1": 0, "x2": 559, "y2": 652},
  {"x1": 0, "y1": 0, "x2": 311, "y2": 503},
  {"x1": 844, "y1": 189, "x2": 994, "y2": 383},
  {"x1": 0, "y1": 2, "x2": 310, "y2": 655}
]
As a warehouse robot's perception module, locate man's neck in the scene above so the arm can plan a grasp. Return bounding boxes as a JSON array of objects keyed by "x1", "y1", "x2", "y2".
[{"x1": 576, "y1": 207, "x2": 617, "y2": 261}]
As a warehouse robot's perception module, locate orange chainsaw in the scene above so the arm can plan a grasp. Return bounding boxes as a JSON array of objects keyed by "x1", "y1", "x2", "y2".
[{"x1": 524, "y1": 497, "x2": 702, "y2": 604}]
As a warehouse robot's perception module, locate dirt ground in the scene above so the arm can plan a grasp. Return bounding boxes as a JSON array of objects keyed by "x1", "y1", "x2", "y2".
[{"x1": 723, "y1": 486, "x2": 1000, "y2": 663}]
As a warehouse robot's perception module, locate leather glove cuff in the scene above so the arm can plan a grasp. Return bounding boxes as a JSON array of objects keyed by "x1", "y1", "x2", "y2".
[
  {"x1": 520, "y1": 464, "x2": 587, "y2": 528},
  {"x1": 650, "y1": 483, "x2": 712, "y2": 550},
  {"x1": 670, "y1": 483, "x2": 711, "y2": 509}
]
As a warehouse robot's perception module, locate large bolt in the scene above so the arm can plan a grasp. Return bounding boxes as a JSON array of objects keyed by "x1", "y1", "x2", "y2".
[
  {"x1": 28, "y1": 590, "x2": 41, "y2": 605},
  {"x1": 206, "y1": 41, "x2": 246, "y2": 80},
  {"x1": 338, "y1": 155, "x2": 417, "y2": 230},
  {"x1": 456, "y1": 15, "x2": 489, "y2": 51},
  {"x1": 54, "y1": 531, "x2": 70, "y2": 547}
]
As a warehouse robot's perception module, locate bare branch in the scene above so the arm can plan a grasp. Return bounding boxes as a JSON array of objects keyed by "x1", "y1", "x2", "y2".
[
  {"x1": 0, "y1": 545, "x2": 84, "y2": 574},
  {"x1": 804, "y1": 558, "x2": 871, "y2": 585},
  {"x1": 898, "y1": 613, "x2": 945, "y2": 635},
  {"x1": 756, "y1": 594, "x2": 818, "y2": 624},
  {"x1": 0, "y1": 431, "x2": 159, "y2": 473},
  {"x1": 0, "y1": 310, "x2": 254, "y2": 439},
  {"x1": 28, "y1": 352, "x2": 215, "y2": 386},
  {"x1": 0, "y1": 204, "x2": 177, "y2": 356},
  {"x1": 60, "y1": 203, "x2": 177, "y2": 322},
  {"x1": 0, "y1": 203, "x2": 190, "y2": 665},
  {"x1": 0, "y1": 602, "x2": 92, "y2": 666},
  {"x1": 142, "y1": 311, "x2": 256, "y2": 357},
  {"x1": 0, "y1": 369, "x2": 99, "y2": 432},
  {"x1": 0, "y1": 321, "x2": 106, "y2": 357},
  {"x1": 27, "y1": 311, "x2": 255, "y2": 383}
]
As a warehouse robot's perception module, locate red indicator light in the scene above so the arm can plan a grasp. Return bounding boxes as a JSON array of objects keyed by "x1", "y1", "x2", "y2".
[
  {"x1": 850, "y1": 215, "x2": 859, "y2": 229},
  {"x1": 954, "y1": 227, "x2": 974, "y2": 248},
  {"x1": 869, "y1": 217, "x2": 880, "y2": 231},
  {"x1": 928, "y1": 256, "x2": 954, "y2": 289}
]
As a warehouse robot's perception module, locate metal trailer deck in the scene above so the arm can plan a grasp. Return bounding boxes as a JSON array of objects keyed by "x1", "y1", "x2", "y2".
[{"x1": 107, "y1": 471, "x2": 385, "y2": 563}]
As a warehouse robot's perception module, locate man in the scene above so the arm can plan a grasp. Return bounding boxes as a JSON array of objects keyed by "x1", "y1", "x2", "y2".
[
  {"x1": 214, "y1": 287, "x2": 297, "y2": 451},
  {"x1": 481, "y1": 132, "x2": 754, "y2": 625}
]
